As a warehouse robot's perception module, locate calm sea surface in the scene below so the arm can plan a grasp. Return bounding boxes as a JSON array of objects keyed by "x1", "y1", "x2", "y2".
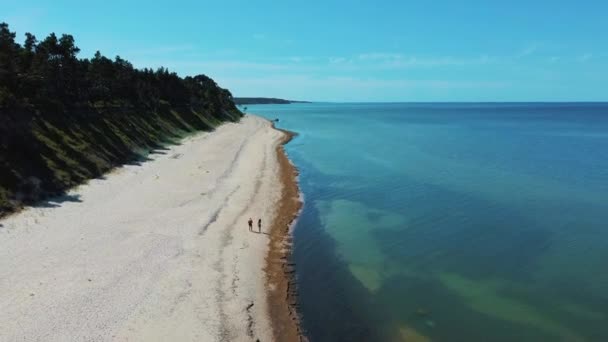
[{"x1": 251, "y1": 103, "x2": 608, "y2": 342}]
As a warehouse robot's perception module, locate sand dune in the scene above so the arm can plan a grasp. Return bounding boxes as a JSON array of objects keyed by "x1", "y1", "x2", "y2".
[{"x1": 0, "y1": 115, "x2": 284, "y2": 341}]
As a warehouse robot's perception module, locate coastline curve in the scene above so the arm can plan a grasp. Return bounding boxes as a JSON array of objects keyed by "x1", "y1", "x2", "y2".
[{"x1": 265, "y1": 123, "x2": 307, "y2": 342}]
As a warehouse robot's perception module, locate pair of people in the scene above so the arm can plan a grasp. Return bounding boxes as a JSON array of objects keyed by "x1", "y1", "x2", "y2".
[{"x1": 248, "y1": 217, "x2": 262, "y2": 232}]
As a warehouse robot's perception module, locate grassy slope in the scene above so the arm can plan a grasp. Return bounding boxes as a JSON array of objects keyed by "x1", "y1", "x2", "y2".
[{"x1": 0, "y1": 104, "x2": 241, "y2": 215}]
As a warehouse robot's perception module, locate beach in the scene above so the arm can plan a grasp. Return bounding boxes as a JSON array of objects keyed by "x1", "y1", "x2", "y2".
[{"x1": 0, "y1": 115, "x2": 301, "y2": 341}]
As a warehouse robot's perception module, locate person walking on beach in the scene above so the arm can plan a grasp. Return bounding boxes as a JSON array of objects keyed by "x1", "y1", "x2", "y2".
[
  {"x1": 248, "y1": 218, "x2": 253, "y2": 232},
  {"x1": 257, "y1": 218, "x2": 262, "y2": 232}
]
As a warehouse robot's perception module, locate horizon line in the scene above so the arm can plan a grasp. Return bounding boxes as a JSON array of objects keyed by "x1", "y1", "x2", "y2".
[{"x1": 239, "y1": 100, "x2": 608, "y2": 104}]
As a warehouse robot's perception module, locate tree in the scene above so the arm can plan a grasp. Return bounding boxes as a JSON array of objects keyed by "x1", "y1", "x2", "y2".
[
  {"x1": 0, "y1": 21, "x2": 243, "y2": 112},
  {"x1": 0, "y1": 22, "x2": 19, "y2": 101}
]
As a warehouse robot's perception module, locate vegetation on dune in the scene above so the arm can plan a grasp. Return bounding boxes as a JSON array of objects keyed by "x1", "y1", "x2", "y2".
[{"x1": 0, "y1": 22, "x2": 242, "y2": 214}]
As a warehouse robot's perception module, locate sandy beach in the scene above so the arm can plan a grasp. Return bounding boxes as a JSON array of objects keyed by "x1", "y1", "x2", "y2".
[{"x1": 0, "y1": 115, "x2": 299, "y2": 341}]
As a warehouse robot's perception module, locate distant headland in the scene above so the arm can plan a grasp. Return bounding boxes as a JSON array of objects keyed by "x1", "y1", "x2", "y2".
[{"x1": 234, "y1": 97, "x2": 310, "y2": 105}]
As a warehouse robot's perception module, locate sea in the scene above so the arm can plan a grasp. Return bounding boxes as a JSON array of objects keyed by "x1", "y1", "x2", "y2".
[{"x1": 251, "y1": 103, "x2": 608, "y2": 342}]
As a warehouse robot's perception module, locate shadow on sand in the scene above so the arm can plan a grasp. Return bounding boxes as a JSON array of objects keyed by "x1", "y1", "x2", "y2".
[
  {"x1": 125, "y1": 155, "x2": 155, "y2": 166},
  {"x1": 250, "y1": 229, "x2": 270, "y2": 236},
  {"x1": 34, "y1": 193, "x2": 83, "y2": 208}
]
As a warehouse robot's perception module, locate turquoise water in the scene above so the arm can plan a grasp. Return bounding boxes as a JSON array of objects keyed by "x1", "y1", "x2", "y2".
[{"x1": 252, "y1": 103, "x2": 608, "y2": 342}]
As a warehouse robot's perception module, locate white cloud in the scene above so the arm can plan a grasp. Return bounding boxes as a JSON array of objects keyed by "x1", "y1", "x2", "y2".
[
  {"x1": 329, "y1": 57, "x2": 347, "y2": 64},
  {"x1": 358, "y1": 52, "x2": 402, "y2": 61},
  {"x1": 217, "y1": 74, "x2": 508, "y2": 91},
  {"x1": 383, "y1": 56, "x2": 465, "y2": 67},
  {"x1": 578, "y1": 53, "x2": 593, "y2": 62},
  {"x1": 124, "y1": 45, "x2": 195, "y2": 56},
  {"x1": 350, "y1": 53, "x2": 497, "y2": 69},
  {"x1": 128, "y1": 59, "x2": 293, "y2": 75},
  {"x1": 516, "y1": 45, "x2": 537, "y2": 58}
]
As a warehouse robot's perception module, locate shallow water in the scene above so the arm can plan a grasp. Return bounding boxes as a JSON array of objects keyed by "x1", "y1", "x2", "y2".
[{"x1": 252, "y1": 103, "x2": 608, "y2": 341}]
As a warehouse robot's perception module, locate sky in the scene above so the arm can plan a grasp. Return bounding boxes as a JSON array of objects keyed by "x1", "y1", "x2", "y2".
[{"x1": 3, "y1": 0, "x2": 607, "y2": 102}]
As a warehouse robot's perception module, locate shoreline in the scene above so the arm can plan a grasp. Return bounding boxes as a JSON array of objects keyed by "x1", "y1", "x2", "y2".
[
  {"x1": 0, "y1": 115, "x2": 285, "y2": 341},
  {"x1": 265, "y1": 123, "x2": 306, "y2": 342}
]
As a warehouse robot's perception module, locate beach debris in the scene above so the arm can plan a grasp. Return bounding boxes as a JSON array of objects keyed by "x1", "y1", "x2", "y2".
[{"x1": 245, "y1": 301, "x2": 255, "y2": 337}]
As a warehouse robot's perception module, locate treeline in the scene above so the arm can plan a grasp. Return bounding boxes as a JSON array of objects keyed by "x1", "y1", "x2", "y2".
[{"x1": 0, "y1": 22, "x2": 242, "y2": 214}]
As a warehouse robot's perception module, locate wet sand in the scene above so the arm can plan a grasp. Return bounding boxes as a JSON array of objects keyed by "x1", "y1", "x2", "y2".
[{"x1": 265, "y1": 126, "x2": 305, "y2": 342}]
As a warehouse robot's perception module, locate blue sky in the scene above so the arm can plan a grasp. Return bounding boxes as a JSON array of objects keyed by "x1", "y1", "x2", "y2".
[{"x1": 3, "y1": 0, "x2": 607, "y2": 101}]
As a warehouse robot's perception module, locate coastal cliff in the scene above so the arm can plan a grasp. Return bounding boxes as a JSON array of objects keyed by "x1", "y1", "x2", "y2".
[{"x1": 0, "y1": 22, "x2": 242, "y2": 214}]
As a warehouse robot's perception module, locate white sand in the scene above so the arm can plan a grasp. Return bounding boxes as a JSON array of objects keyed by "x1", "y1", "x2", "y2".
[{"x1": 0, "y1": 115, "x2": 284, "y2": 341}]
